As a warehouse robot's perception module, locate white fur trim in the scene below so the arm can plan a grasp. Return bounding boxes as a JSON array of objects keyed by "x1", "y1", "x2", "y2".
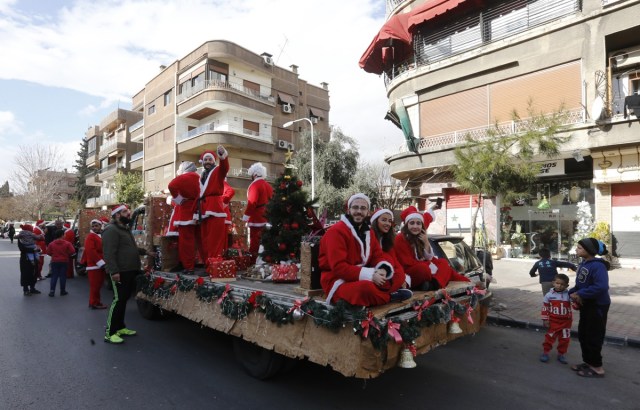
[
  {"x1": 405, "y1": 276, "x2": 412, "y2": 287},
  {"x1": 111, "y1": 205, "x2": 127, "y2": 216},
  {"x1": 165, "y1": 231, "x2": 179, "y2": 236},
  {"x1": 173, "y1": 220, "x2": 196, "y2": 226},
  {"x1": 90, "y1": 219, "x2": 102, "y2": 226},
  {"x1": 326, "y1": 279, "x2": 345, "y2": 304},
  {"x1": 370, "y1": 209, "x2": 392, "y2": 224},
  {"x1": 348, "y1": 193, "x2": 370, "y2": 209},
  {"x1": 202, "y1": 211, "x2": 228, "y2": 218},
  {"x1": 340, "y1": 215, "x2": 371, "y2": 265},
  {"x1": 86, "y1": 266, "x2": 102, "y2": 271},
  {"x1": 96, "y1": 259, "x2": 105, "y2": 268},
  {"x1": 225, "y1": 220, "x2": 232, "y2": 225},
  {"x1": 375, "y1": 261, "x2": 394, "y2": 280},
  {"x1": 403, "y1": 212, "x2": 422, "y2": 224},
  {"x1": 429, "y1": 262, "x2": 438, "y2": 274},
  {"x1": 247, "y1": 162, "x2": 266, "y2": 178},
  {"x1": 247, "y1": 222, "x2": 268, "y2": 227},
  {"x1": 201, "y1": 153, "x2": 215, "y2": 162},
  {"x1": 359, "y1": 267, "x2": 375, "y2": 281}
]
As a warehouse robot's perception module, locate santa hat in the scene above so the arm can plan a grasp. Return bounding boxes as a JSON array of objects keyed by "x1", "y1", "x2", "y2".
[
  {"x1": 90, "y1": 219, "x2": 102, "y2": 226},
  {"x1": 35, "y1": 219, "x2": 44, "y2": 227},
  {"x1": 248, "y1": 162, "x2": 267, "y2": 178},
  {"x1": 111, "y1": 204, "x2": 129, "y2": 216},
  {"x1": 199, "y1": 150, "x2": 217, "y2": 163},
  {"x1": 100, "y1": 217, "x2": 110, "y2": 224},
  {"x1": 347, "y1": 193, "x2": 370, "y2": 209},
  {"x1": 20, "y1": 224, "x2": 33, "y2": 232},
  {"x1": 370, "y1": 208, "x2": 393, "y2": 225},
  {"x1": 63, "y1": 222, "x2": 71, "y2": 229},
  {"x1": 400, "y1": 206, "x2": 422, "y2": 225},
  {"x1": 177, "y1": 161, "x2": 196, "y2": 175},
  {"x1": 423, "y1": 209, "x2": 436, "y2": 230}
]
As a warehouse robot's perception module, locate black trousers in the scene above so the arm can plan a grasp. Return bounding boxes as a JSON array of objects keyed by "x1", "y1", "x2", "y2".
[
  {"x1": 105, "y1": 270, "x2": 139, "y2": 337},
  {"x1": 578, "y1": 301, "x2": 609, "y2": 368}
]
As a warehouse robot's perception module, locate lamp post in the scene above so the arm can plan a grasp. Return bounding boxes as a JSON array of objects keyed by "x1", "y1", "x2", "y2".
[{"x1": 283, "y1": 118, "x2": 315, "y2": 200}]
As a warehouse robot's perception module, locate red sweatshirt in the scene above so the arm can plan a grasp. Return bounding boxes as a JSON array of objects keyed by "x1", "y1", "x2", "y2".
[{"x1": 46, "y1": 238, "x2": 76, "y2": 263}]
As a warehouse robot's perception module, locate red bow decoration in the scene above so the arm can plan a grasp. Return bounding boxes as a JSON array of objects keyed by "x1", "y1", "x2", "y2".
[
  {"x1": 450, "y1": 315, "x2": 460, "y2": 324},
  {"x1": 287, "y1": 297, "x2": 309, "y2": 314},
  {"x1": 360, "y1": 310, "x2": 379, "y2": 339},
  {"x1": 466, "y1": 306, "x2": 474, "y2": 325},
  {"x1": 405, "y1": 342, "x2": 417, "y2": 357},
  {"x1": 195, "y1": 277, "x2": 205, "y2": 287},
  {"x1": 170, "y1": 284, "x2": 178, "y2": 294},
  {"x1": 413, "y1": 297, "x2": 435, "y2": 321},
  {"x1": 247, "y1": 291, "x2": 263, "y2": 308},
  {"x1": 387, "y1": 321, "x2": 403, "y2": 344},
  {"x1": 440, "y1": 289, "x2": 452, "y2": 303},
  {"x1": 153, "y1": 277, "x2": 165, "y2": 289},
  {"x1": 467, "y1": 286, "x2": 487, "y2": 296},
  {"x1": 217, "y1": 284, "x2": 231, "y2": 304}
]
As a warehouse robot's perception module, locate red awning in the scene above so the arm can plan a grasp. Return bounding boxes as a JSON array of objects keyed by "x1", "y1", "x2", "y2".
[{"x1": 359, "y1": 0, "x2": 469, "y2": 74}]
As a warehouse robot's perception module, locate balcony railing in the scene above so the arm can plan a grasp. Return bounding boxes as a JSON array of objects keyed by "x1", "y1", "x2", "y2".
[
  {"x1": 131, "y1": 151, "x2": 144, "y2": 162},
  {"x1": 177, "y1": 78, "x2": 274, "y2": 104},
  {"x1": 99, "y1": 135, "x2": 126, "y2": 153},
  {"x1": 384, "y1": 0, "x2": 581, "y2": 86},
  {"x1": 385, "y1": 0, "x2": 408, "y2": 17},
  {"x1": 129, "y1": 119, "x2": 144, "y2": 133},
  {"x1": 392, "y1": 108, "x2": 584, "y2": 156},
  {"x1": 177, "y1": 121, "x2": 272, "y2": 143},
  {"x1": 86, "y1": 193, "x2": 117, "y2": 208},
  {"x1": 99, "y1": 163, "x2": 118, "y2": 174}
]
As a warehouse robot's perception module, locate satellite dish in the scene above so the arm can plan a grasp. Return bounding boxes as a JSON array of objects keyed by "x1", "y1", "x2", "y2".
[{"x1": 592, "y1": 95, "x2": 605, "y2": 121}]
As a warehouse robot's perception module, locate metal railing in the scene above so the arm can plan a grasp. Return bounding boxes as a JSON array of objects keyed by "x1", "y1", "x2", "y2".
[
  {"x1": 99, "y1": 163, "x2": 118, "y2": 174},
  {"x1": 177, "y1": 78, "x2": 274, "y2": 104},
  {"x1": 177, "y1": 121, "x2": 272, "y2": 143},
  {"x1": 392, "y1": 108, "x2": 584, "y2": 155},
  {"x1": 130, "y1": 151, "x2": 144, "y2": 161},
  {"x1": 385, "y1": 0, "x2": 408, "y2": 17},
  {"x1": 85, "y1": 193, "x2": 117, "y2": 208},
  {"x1": 85, "y1": 169, "x2": 98, "y2": 179},
  {"x1": 384, "y1": 0, "x2": 581, "y2": 85},
  {"x1": 129, "y1": 119, "x2": 144, "y2": 132},
  {"x1": 99, "y1": 135, "x2": 126, "y2": 153}
]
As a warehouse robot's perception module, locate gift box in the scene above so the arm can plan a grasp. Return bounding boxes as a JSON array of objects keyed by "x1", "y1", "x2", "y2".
[
  {"x1": 223, "y1": 248, "x2": 252, "y2": 271},
  {"x1": 271, "y1": 263, "x2": 299, "y2": 283},
  {"x1": 207, "y1": 257, "x2": 237, "y2": 282}
]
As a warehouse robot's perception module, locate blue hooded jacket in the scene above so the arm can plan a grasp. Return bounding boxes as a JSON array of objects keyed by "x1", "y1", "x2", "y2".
[{"x1": 569, "y1": 258, "x2": 610, "y2": 306}]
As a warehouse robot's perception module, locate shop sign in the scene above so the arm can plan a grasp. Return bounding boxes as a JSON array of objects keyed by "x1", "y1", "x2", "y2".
[{"x1": 537, "y1": 160, "x2": 565, "y2": 176}]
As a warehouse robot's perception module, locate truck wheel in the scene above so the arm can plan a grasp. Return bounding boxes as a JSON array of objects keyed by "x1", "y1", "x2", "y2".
[
  {"x1": 232, "y1": 338, "x2": 287, "y2": 380},
  {"x1": 137, "y1": 298, "x2": 162, "y2": 320}
]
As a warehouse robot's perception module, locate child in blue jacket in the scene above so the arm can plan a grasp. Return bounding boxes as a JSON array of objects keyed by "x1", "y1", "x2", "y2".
[
  {"x1": 529, "y1": 248, "x2": 576, "y2": 296},
  {"x1": 569, "y1": 238, "x2": 610, "y2": 378}
]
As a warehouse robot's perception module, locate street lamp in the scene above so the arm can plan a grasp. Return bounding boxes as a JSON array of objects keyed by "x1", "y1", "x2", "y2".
[{"x1": 283, "y1": 118, "x2": 315, "y2": 200}]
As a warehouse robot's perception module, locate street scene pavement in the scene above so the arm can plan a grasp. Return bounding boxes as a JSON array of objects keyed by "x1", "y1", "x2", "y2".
[{"x1": 488, "y1": 258, "x2": 640, "y2": 347}]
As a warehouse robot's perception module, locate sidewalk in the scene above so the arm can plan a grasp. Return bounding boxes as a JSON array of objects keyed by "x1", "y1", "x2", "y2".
[{"x1": 487, "y1": 258, "x2": 640, "y2": 348}]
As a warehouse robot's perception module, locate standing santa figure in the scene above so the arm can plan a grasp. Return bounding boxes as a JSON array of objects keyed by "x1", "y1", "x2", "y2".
[
  {"x1": 168, "y1": 161, "x2": 201, "y2": 274},
  {"x1": 242, "y1": 162, "x2": 273, "y2": 264},
  {"x1": 197, "y1": 146, "x2": 229, "y2": 262}
]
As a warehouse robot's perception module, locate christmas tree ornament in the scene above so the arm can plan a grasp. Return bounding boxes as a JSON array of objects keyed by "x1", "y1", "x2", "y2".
[
  {"x1": 292, "y1": 308, "x2": 305, "y2": 321},
  {"x1": 289, "y1": 252, "x2": 296, "y2": 258},
  {"x1": 448, "y1": 317, "x2": 463, "y2": 334},
  {"x1": 296, "y1": 180, "x2": 303, "y2": 187},
  {"x1": 278, "y1": 243, "x2": 287, "y2": 251},
  {"x1": 284, "y1": 175, "x2": 291, "y2": 180},
  {"x1": 283, "y1": 223, "x2": 290, "y2": 230},
  {"x1": 282, "y1": 196, "x2": 287, "y2": 201},
  {"x1": 291, "y1": 222, "x2": 299, "y2": 230},
  {"x1": 265, "y1": 223, "x2": 272, "y2": 230},
  {"x1": 398, "y1": 347, "x2": 417, "y2": 368},
  {"x1": 279, "y1": 183, "x2": 286, "y2": 190}
]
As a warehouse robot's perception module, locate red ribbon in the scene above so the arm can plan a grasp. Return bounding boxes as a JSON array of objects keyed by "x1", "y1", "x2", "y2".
[
  {"x1": 406, "y1": 342, "x2": 417, "y2": 357},
  {"x1": 466, "y1": 306, "x2": 474, "y2": 325},
  {"x1": 387, "y1": 321, "x2": 403, "y2": 344},
  {"x1": 247, "y1": 291, "x2": 263, "y2": 308},
  {"x1": 287, "y1": 297, "x2": 309, "y2": 314},
  {"x1": 413, "y1": 297, "x2": 435, "y2": 321},
  {"x1": 153, "y1": 277, "x2": 165, "y2": 289},
  {"x1": 195, "y1": 277, "x2": 205, "y2": 287},
  {"x1": 217, "y1": 284, "x2": 231, "y2": 304},
  {"x1": 467, "y1": 286, "x2": 487, "y2": 296},
  {"x1": 360, "y1": 311, "x2": 379, "y2": 339},
  {"x1": 440, "y1": 290, "x2": 451, "y2": 303}
]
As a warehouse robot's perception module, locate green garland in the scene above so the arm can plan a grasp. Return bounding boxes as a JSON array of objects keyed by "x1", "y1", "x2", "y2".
[{"x1": 136, "y1": 273, "x2": 482, "y2": 351}]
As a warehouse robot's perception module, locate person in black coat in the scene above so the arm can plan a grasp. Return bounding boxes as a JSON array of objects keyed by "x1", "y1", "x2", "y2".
[
  {"x1": 8, "y1": 223, "x2": 15, "y2": 243},
  {"x1": 19, "y1": 239, "x2": 41, "y2": 296}
]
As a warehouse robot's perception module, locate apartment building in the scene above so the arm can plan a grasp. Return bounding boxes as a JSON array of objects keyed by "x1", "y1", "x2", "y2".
[
  {"x1": 84, "y1": 109, "x2": 144, "y2": 208},
  {"x1": 130, "y1": 40, "x2": 330, "y2": 200},
  {"x1": 32, "y1": 169, "x2": 78, "y2": 208},
  {"x1": 362, "y1": 0, "x2": 640, "y2": 257}
]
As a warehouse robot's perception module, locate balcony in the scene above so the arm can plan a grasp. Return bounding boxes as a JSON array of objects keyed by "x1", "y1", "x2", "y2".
[
  {"x1": 86, "y1": 150, "x2": 99, "y2": 167},
  {"x1": 178, "y1": 121, "x2": 271, "y2": 144},
  {"x1": 129, "y1": 119, "x2": 144, "y2": 142},
  {"x1": 86, "y1": 193, "x2": 117, "y2": 208},
  {"x1": 130, "y1": 151, "x2": 143, "y2": 170},
  {"x1": 98, "y1": 163, "x2": 119, "y2": 179},
  {"x1": 177, "y1": 79, "x2": 275, "y2": 106},
  {"x1": 85, "y1": 169, "x2": 100, "y2": 187},
  {"x1": 99, "y1": 135, "x2": 127, "y2": 159}
]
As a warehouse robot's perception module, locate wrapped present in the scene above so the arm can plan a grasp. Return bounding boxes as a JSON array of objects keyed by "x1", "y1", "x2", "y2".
[
  {"x1": 271, "y1": 263, "x2": 300, "y2": 283},
  {"x1": 206, "y1": 257, "x2": 237, "y2": 282},
  {"x1": 223, "y1": 247, "x2": 252, "y2": 271}
]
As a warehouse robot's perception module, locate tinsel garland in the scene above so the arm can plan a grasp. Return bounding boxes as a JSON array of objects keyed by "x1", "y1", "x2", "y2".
[{"x1": 136, "y1": 273, "x2": 482, "y2": 350}]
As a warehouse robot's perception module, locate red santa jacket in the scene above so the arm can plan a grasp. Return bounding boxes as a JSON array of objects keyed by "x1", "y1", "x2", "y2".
[
  {"x1": 82, "y1": 231, "x2": 105, "y2": 271},
  {"x1": 319, "y1": 216, "x2": 394, "y2": 303},
  {"x1": 33, "y1": 226, "x2": 46, "y2": 254},
  {"x1": 63, "y1": 228, "x2": 75, "y2": 245},
  {"x1": 394, "y1": 233, "x2": 469, "y2": 288},
  {"x1": 168, "y1": 171, "x2": 200, "y2": 225},
  {"x1": 243, "y1": 177, "x2": 273, "y2": 227},
  {"x1": 47, "y1": 238, "x2": 76, "y2": 263},
  {"x1": 198, "y1": 155, "x2": 229, "y2": 219},
  {"x1": 223, "y1": 180, "x2": 235, "y2": 225}
]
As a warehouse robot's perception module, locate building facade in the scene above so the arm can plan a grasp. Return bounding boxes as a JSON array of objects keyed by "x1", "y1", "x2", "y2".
[{"x1": 361, "y1": 0, "x2": 640, "y2": 258}]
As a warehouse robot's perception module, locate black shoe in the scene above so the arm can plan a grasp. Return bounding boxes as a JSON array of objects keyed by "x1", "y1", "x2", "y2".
[
  {"x1": 24, "y1": 291, "x2": 32, "y2": 296},
  {"x1": 390, "y1": 289, "x2": 413, "y2": 302},
  {"x1": 30, "y1": 289, "x2": 41, "y2": 295},
  {"x1": 60, "y1": 291, "x2": 68, "y2": 296},
  {"x1": 48, "y1": 291, "x2": 55, "y2": 297}
]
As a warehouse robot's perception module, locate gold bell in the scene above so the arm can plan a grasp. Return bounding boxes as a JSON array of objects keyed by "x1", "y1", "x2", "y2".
[
  {"x1": 398, "y1": 347, "x2": 417, "y2": 369},
  {"x1": 449, "y1": 320, "x2": 463, "y2": 334}
]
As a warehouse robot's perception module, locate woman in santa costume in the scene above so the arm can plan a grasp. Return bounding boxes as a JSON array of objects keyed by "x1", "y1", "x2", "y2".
[
  {"x1": 82, "y1": 218, "x2": 108, "y2": 309},
  {"x1": 242, "y1": 162, "x2": 273, "y2": 264},
  {"x1": 63, "y1": 222, "x2": 76, "y2": 278},
  {"x1": 395, "y1": 206, "x2": 470, "y2": 291},
  {"x1": 370, "y1": 208, "x2": 408, "y2": 292},
  {"x1": 197, "y1": 146, "x2": 229, "y2": 262},
  {"x1": 168, "y1": 161, "x2": 201, "y2": 273},
  {"x1": 319, "y1": 194, "x2": 411, "y2": 307},
  {"x1": 33, "y1": 220, "x2": 47, "y2": 280}
]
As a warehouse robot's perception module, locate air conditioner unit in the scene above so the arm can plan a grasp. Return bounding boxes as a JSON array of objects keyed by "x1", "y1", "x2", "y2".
[
  {"x1": 277, "y1": 140, "x2": 288, "y2": 149},
  {"x1": 287, "y1": 143, "x2": 295, "y2": 151},
  {"x1": 610, "y1": 46, "x2": 640, "y2": 70},
  {"x1": 282, "y1": 104, "x2": 293, "y2": 114},
  {"x1": 263, "y1": 56, "x2": 274, "y2": 66},
  {"x1": 310, "y1": 117, "x2": 318, "y2": 124}
]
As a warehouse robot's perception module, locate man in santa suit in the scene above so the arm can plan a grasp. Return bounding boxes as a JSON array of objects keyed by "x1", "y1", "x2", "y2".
[
  {"x1": 242, "y1": 162, "x2": 273, "y2": 264},
  {"x1": 168, "y1": 161, "x2": 201, "y2": 274},
  {"x1": 223, "y1": 179, "x2": 235, "y2": 248},
  {"x1": 33, "y1": 220, "x2": 47, "y2": 280},
  {"x1": 63, "y1": 222, "x2": 76, "y2": 278},
  {"x1": 197, "y1": 146, "x2": 229, "y2": 262},
  {"x1": 82, "y1": 218, "x2": 108, "y2": 309},
  {"x1": 319, "y1": 193, "x2": 412, "y2": 307}
]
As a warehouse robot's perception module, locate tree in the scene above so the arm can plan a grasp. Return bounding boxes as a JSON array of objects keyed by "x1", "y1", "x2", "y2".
[
  {"x1": 11, "y1": 143, "x2": 67, "y2": 219},
  {"x1": 0, "y1": 181, "x2": 12, "y2": 198},
  {"x1": 73, "y1": 139, "x2": 99, "y2": 206},
  {"x1": 114, "y1": 171, "x2": 144, "y2": 208},
  {"x1": 348, "y1": 162, "x2": 410, "y2": 211},
  {"x1": 452, "y1": 102, "x2": 572, "y2": 248}
]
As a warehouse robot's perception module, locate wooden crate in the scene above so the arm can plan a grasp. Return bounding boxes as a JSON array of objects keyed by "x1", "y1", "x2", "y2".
[
  {"x1": 77, "y1": 209, "x2": 111, "y2": 245},
  {"x1": 295, "y1": 241, "x2": 323, "y2": 296}
]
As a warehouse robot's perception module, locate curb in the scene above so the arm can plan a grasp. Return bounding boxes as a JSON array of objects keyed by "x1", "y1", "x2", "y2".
[{"x1": 487, "y1": 315, "x2": 640, "y2": 349}]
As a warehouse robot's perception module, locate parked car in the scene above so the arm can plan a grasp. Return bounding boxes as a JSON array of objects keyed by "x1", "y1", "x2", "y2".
[{"x1": 429, "y1": 235, "x2": 485, "y2": 285}]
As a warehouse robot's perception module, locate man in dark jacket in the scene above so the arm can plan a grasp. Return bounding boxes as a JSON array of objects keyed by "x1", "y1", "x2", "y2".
[{"x1": 103, "y1": 204, "x2": 154, "y2": 344}]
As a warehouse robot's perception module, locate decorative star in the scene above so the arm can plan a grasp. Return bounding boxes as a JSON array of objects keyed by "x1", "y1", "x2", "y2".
[
  {"x1": 633, "y1": 215, "x2": 640, "y2": 222},
  {"x1": 451, "y1": 214, "x2": 458, "y2": 222},
  {"x1": 284, "y1": 148, "x2": 293, "y2": 163}
]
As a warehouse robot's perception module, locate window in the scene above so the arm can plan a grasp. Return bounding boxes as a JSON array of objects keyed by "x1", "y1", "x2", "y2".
[
  {"x1": 148, "y1": 104, "x2": 156, "y2": 115},
  {"x1": 164, "y1": 90, "x2": 171, "y2": 106},
  {"x1": 87, "y1": 137, "x2": 96, "y2": 153}
]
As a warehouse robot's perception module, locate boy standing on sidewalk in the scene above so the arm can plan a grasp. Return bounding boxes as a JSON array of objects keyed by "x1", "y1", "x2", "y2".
[
  {"x1": 540, "y1": 273, "x2": 572, "y2": 364},
  {"x1": 529, "y1": 248, "x2": 576, "y2": 296}
]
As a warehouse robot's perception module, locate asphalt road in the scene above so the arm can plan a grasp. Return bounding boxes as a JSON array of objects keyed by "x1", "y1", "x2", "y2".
[{"x1": 1, "y1": 238, "x2": 639, "y2": 410}]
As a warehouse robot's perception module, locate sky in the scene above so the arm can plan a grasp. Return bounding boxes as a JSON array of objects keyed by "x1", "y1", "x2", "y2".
[{"x1": 0, "y1": 0, "x2": 403, "y2": 192}]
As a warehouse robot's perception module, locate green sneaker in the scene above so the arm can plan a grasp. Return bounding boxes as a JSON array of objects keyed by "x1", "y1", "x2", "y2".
[
  {"x1": 104, "y1": 334, "x2": 124, "y2": 344},
  {"x1": 116, "y1": 328, "x2": 137, "y2": 337}
]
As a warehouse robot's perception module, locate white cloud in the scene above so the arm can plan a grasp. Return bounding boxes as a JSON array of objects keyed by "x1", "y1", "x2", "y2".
[
  {"x1": 0, "y1": 111, "x2": 21, "y2": 135},
  {"x1": 0, "y1": 0, "x2": 401, "y2": 163}
]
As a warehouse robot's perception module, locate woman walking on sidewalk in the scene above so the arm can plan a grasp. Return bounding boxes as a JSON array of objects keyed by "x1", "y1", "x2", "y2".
[{"x1": 569, "y1": 238, "x2": 610, "y2": 378}]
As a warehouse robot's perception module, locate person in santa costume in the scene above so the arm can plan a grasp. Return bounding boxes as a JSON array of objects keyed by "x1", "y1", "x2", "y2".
[
  {"x1": 319, "y1": 194, "x2": 412, "y2": 307},
  {"x1": 242, "y1": 162, "x2": 273, "y2": 264},
  {"x1": 63, "y1": 222, "x2": 76, "y2": 279},
  {"x1": 168, "y1": 161, "x2": 202, "y2": 274},
  {"x1": 223, "y1": 179, "x2": 235, "y2": 248},
  {"x1": 82, "y1": 217, "x2": 109, "y2": 309},
  {"x1": 395, "y1": 206, "x2": 470, "y2": 291},
  {"x1": 197, "y1": 146, "x2": 229, "y2": 262},
  {"x1": 33, "y1": 219, "x2": 47, "y2": 280},
  {"x1": 370, "y1": 208, "x2": 408, "y2": 291}
]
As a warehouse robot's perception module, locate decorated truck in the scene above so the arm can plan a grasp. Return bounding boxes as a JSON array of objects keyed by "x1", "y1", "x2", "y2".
[{"x1": 132, "y1": 196, "x2": 492, "y2": 379}]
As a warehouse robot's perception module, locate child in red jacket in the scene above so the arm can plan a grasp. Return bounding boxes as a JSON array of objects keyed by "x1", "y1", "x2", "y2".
[
  {"x1": 540, "y1": 273, "x2": 573, "y2": 364},
  {"x1": 46, "y1": 230, "x2": 76, "y2": 297}
]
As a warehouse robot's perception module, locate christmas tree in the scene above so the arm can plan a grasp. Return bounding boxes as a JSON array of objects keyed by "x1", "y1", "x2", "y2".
[
  {"x1": 260, "y1": 151, "x2": 314, "y2": 263},
  {"x1": 571, "y1": 200, "x2": 594, "y2": 254}
]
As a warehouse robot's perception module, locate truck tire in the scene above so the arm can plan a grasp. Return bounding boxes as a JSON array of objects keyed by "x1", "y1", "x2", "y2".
[
  {"x1": 232, "y1": 338, "x2": 287, "y2": 380},
  {"x1": 137, "y1": 298, "x2": 162, "y2": 320}
]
